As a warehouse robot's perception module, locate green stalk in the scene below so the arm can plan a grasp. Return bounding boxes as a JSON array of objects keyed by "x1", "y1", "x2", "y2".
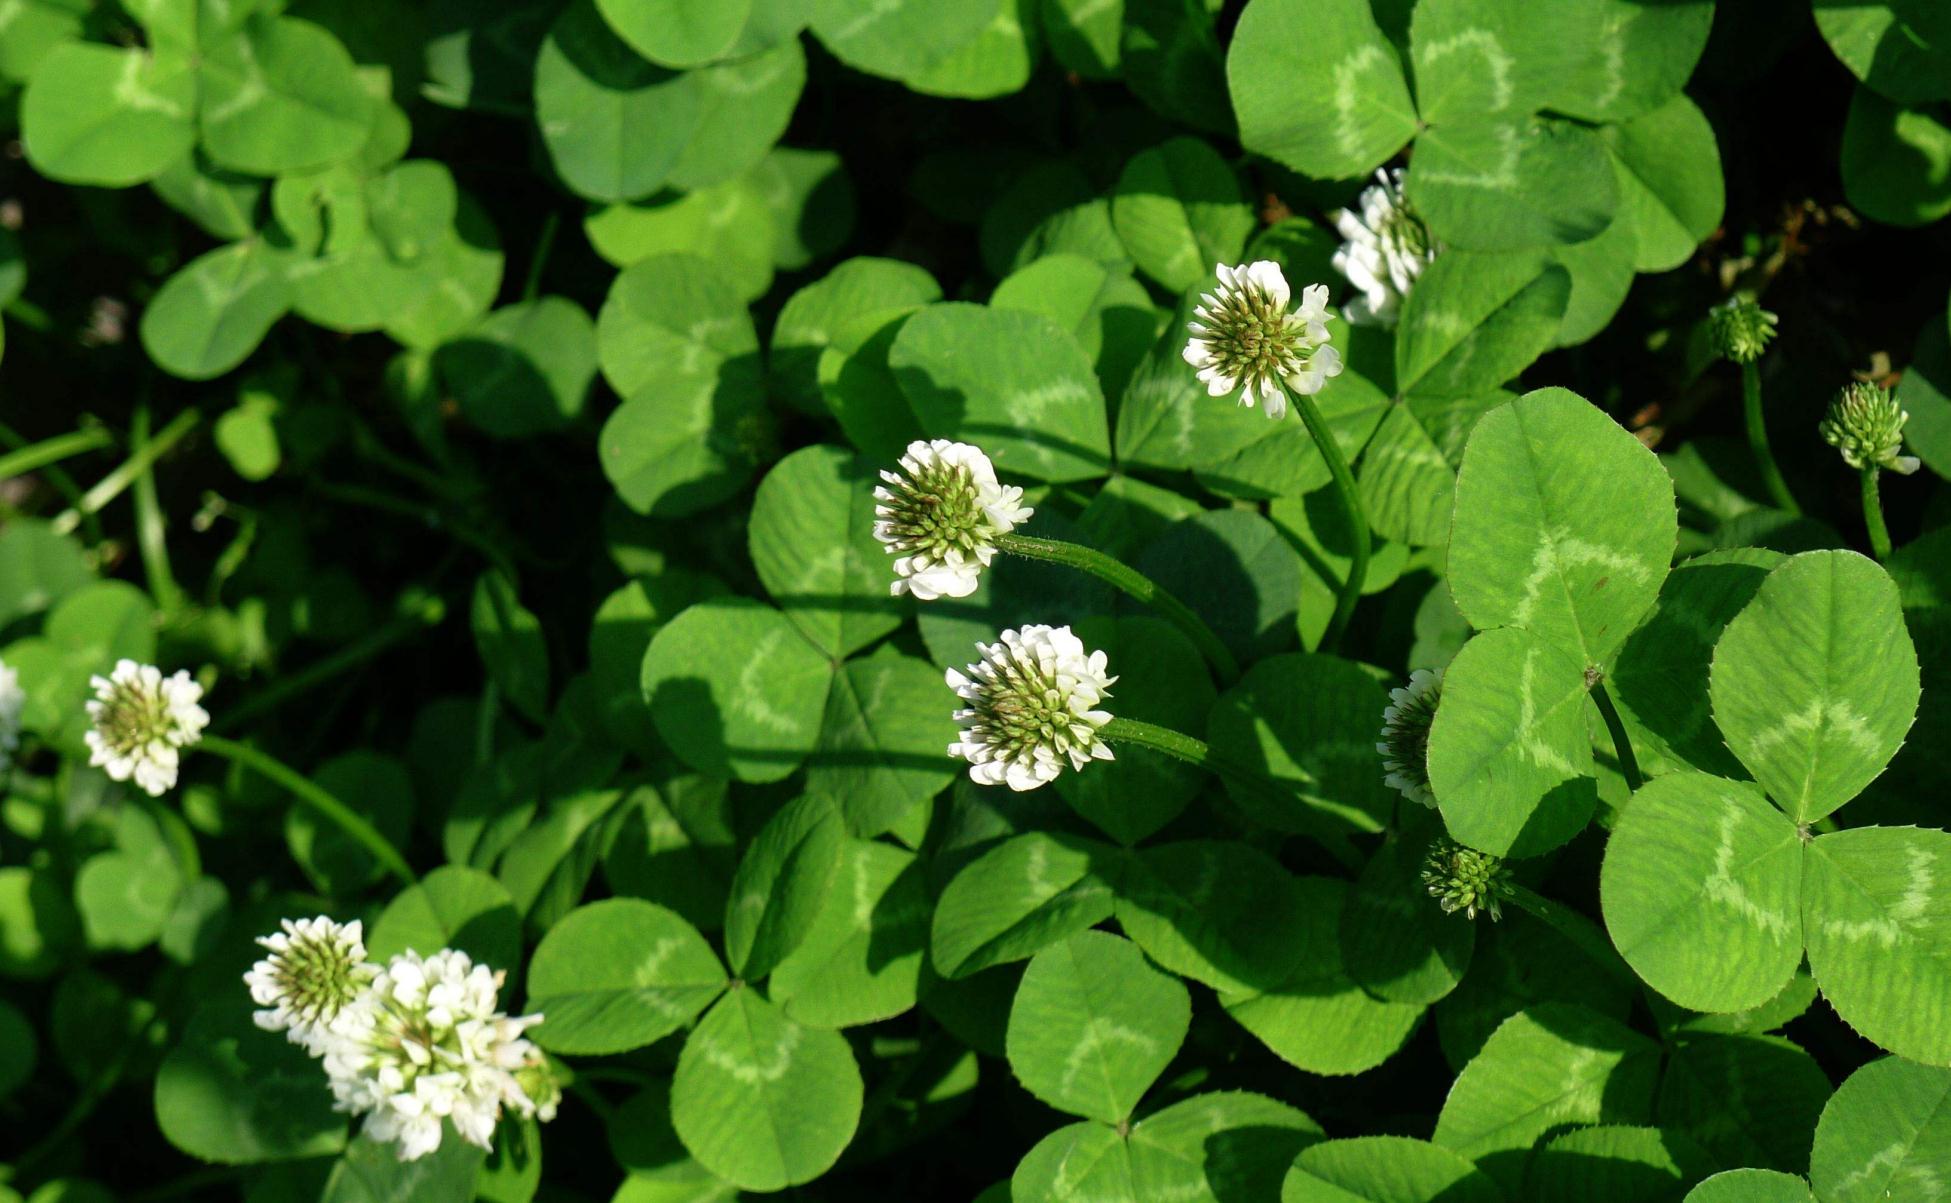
[
  {"x1": 1100, "y1": 716, "x2": 1360, "y2": 871},
  {"x1": 213, "y1": 595, "x2": 446, "y2": 734},
  {"x1": 1742, "y1": 361, "x2": 1799, "y2": 514},
  {"x1": 1589, "y1": 681, "x2": 1642, "y2": 792},
  {"x1": 131, "y1": 405, "x2": 185, "y2": 615},
  {"x1": 995, "y1": 532, "x2": 1239, "y2": 684},
  {"x1": 1284, "y1": 383, "x2": 1368, "y2": 651},
  {"x1": 1503, "y1": 883, "x2": 1638, "y2": 990},
  {"x1": 0, "y1": 425, "x2": 113, "y2": 481},
  {"x1": 200, "y1": 735, "x2": 416, "y2": 885},
  {"x1": 51, "y1": 408, "x2": 201, "y2": 536},
  {"x1": 1861, "y1": 468, "x2": 1892, "y2": 561}
]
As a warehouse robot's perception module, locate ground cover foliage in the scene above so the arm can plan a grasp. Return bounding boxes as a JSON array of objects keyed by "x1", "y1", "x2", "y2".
[{"x1": 3, "y1": 0, "x2": 1951, "y2": 1200}]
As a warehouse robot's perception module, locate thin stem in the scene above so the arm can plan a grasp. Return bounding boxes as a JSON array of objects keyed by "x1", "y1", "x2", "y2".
[
  {"x1": 0, "y1": 420, "x2": 105, "y2": 543},
  {"x1": 1861, "y1": 468, "x2": 1892, "y2": 561},
  {"x1": 0, "y1": 425, "x2": 113, "y2": 481},
  {"x1": 200, "y1": 735, "x2": 416, "y2": 885},
  {"x1": 1503, "y1": 884, "x2": 1638, "y2": 991},
  {"x1": 131, "y1": 405, "x2": 185, "y2": 614},
  {"x1": 50, "y1": 408, "x2": 201, "y2": 536},
  {"x1": 1589, "y1": 681, "x2": 1642, "y2": 792},
  {"x1": 995, "y1": 532, "x2": 1240, "y2": 684},
  {"x1": 1101, "y1": 717, "x2": 1361, "y2": 872},
  {"x1": 1742, "y1": 361, "x2": 1799, "y2": 514},
  {"x1": 523, "y1": 211, "x2": 561, "y2": 303},
  {"x1": 213, "y1": 595, "x2": 446, "y2": 734},
  {"x1": 1284, "y1": 384, "x2": 1368, "y2": 651}
]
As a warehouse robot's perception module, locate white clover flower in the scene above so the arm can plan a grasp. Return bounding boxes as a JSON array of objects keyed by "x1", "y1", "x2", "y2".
[
  {"x1": 244, "y1": 916, "x2": 377, "y2": 1054},
  {"x1": 873, "y1": 439, "x2": 1034, "y2": 600},
  {"x1": 322, "y1": 948, "x2": 550, "y2": 1162},
  {"x1": 0, "y1": 658, "x2": 24, "y2": 773},
  {"x1": 1183, "y1": 261, "x2": 1343, "y2": 418},
  {"x1": 84, "y1": 659, "x2": 208, "y2": 796},
  {"x1": 946, "y1": 624, "x2": 1117, "y2": 792},
  {"x1": 1378, "y1": 667, "x2": 1443, "y2": 808},
  {"x1": 1332, "y1": 168, "x2": 1438, "y2": 327}
]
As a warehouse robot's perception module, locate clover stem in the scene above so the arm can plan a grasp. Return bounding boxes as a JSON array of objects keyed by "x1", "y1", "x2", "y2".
[
  {"x1": 200, "y1": 735, "x2": 417, "y2": 885},
  {"x1": 1100, "y1": 717, "x2": 1361, "y2": 872},
  {"x1": 50, "y1": 407, "x2": 201, "y2": 536},
  {"x1": 1860, "y1": 467, "x2": 1892, "y2": 561},
  {"x1": 1284, "y1": 383, "x2": 1368, "y2": 651},
  {"x1": 1502, "y1": 884, "x2": 1638, "y2": 990},
  {"x1": 1589, "y1": 681, "x2": 1642, "y2": 792},
  {"x1": 131, "y1": 405, "x2": 185, "y2": 615},
  {"x1": 1742, "y1": 361, "x2": 1799, "y2": 514},
  {"x1": 0, "y1": 424, "x2": 113, "y2": 481},
  {"x1": 994, "y1": 532, "x2": 1239, "y2": 685},
  {"x1": 214, "y1": 594, "x2": 447, "y2": 734}
]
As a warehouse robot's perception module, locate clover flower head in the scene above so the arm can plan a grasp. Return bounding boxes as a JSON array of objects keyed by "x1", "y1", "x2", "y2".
[
  {"x1": 84, "y1": 659, "x2": 208, "y2": 796},
  {"x1": 1183, "y1": 260, "x2": 1343, "y2": 418},
  {"x1": 321, "y1": 948, "x2": 549, "y2": 1162},
  {"x1": 1422, "y1": 838, "x2": 1512, "y2": 921},
  {"x1": 1332, "y1": 168, "x2": 1438, "y2": 326},
  {"x1": 873, "y1": 439, "x2": 1034, "y2": 601},
  {"x1": 945, "y1": 624, "x2": 1117, "y2": 792},
  {"x1": 1821, "y1": 382, "x2": 1919, "y2": 475},
  {"x1": 1709, "y1": 295, "x2": 1778, "y2": 365},
  {"x1": 244, "y1": 916, "x2": 377, "y2": 1054},
  {"x1": 0, "y1": 657, "x2": 23, "y2": 773},
  {"x1": 1378, "y1": 667, "x2": 1443, "y2": 808}
]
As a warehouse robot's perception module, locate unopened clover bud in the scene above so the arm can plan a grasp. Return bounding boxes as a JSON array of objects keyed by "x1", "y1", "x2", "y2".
[
  {"x1": 1378, "y1": 667, "x2": 1442, "y2": 808},
  {"x1": 1183, "y1": 261, "x2": 1343, "y2": 419},
  {"x1": 1709, "y1": 296, "x2": 1778, "y2": 365},
  {"x1": 946, "y1": 624, "x2": 1116, "y2": 792},
  {"x1": 1421, "y1": 838, "x2": 1512, "y2": 922},
  {"x1": 873, "y1": 439, "x2": 1033, "y2": 600},
  {"x1": 1820, "y1": 382, "x2": 1920, "y2": 475}
]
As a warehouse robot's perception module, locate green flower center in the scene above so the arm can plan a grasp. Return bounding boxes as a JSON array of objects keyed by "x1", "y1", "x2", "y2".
[
  {"x1": 970, "y1": 661, "x2": 1092, "y2": 760},
  {"x1": 95, "y1": 680, "x2": 176, "y2": 757},
  {"x1": 1422, "y1": 839, "x2": 1511, "y2": 921},
  {"x1": 270, "y1": 939, "x2": 367, "y2": 1023},
  {"x1": 883, "y1": 463, "x2": 995, "y2": 559},
  {"x1": 1203, "y1": 285, "x2": 1308, "y2": 385}
]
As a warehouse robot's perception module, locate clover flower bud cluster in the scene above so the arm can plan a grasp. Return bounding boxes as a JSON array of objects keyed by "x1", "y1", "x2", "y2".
[
  {"x1": 946, "y1": 624, "x2": 1116, "y2": 792},
  {"x1": 84, "y1": 659, "x2": 207, "y2": 796},
  {"x1": 873, "y1": 439, "x2": 1033, "y2": 601},
  {"x1": 244, "y1": 917, "x2": 554, "y2": 1162},
  {"x1": 1422, "y1": 838, "x2": 1512, "y2": 922},
  {"x1": 1183, "y1": 261, "x2": 1342, "y2": 418},
  {"x1": 0, "y1": 657, "x2": 23, "y2": 774},
  {"x1": 1332, "y1": 168, "x2": 1438, "y2": 326},
  {"x1": 1378, "y1": 667, "x2": 1443, "y2": 808},
  {"x1": 1820, "y1": 382, "x2": 1920, "y2": 475},
  {"x1": 1709, "y1": 296, "x2": 1778, "y2": 365}
]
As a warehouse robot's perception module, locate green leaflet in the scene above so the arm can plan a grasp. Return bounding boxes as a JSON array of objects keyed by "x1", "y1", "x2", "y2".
[
  {"x1": 669, "y1": 989, "x2": 863, "y2": 1191},
  {"x1": 1600, "y1": 772, "x2": 1804, "y2": 1014},
  {"x1": 1447, "y1": 387, "x2": 1677, "y2": 666},
  {"x1": 1432, "y1": 1004, "x2": 1660, "y2": 1192},
  {"x1": 1284, "y1": 1135, "x2": 1502, "y2": 1202},
  {"x1": 1710, "y1": 549, "x2": 1920, "y2": 822},
  {"x1": 1810, "y1": 1056, "x2": 1951, "y2": 1203},
  {"x1": 1229, "y1": 0, "x2": 1415, "y2": 181},
  {"x1": 1426, "y1": 625, "x2": 1596, "y2": 858},
  {"x1": 525, "y1": 898, "x2": 726, "y2": 1055},
  {"x1": 1004, "y1": 930, "x2": 1189, "y2": 1123}
]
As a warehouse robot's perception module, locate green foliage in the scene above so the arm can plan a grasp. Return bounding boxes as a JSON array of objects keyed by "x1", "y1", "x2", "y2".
[{"x1": 3, "y1": 0, "x2": 1948, "y2": 1199}]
